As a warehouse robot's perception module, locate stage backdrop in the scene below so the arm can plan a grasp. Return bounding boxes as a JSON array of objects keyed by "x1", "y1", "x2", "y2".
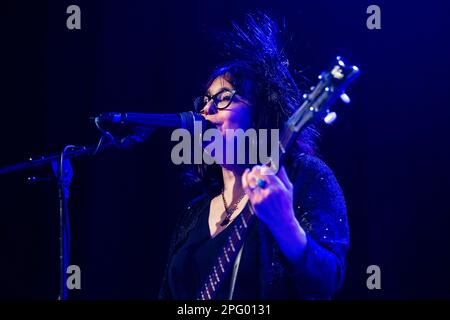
[{"x1": 1, "y1": 0, "x2": 449, "y2": 299}]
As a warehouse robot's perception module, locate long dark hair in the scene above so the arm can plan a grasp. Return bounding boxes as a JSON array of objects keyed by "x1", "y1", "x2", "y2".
[{"x1": 183, "y1": 13, "x2": 319, "y2": 194}]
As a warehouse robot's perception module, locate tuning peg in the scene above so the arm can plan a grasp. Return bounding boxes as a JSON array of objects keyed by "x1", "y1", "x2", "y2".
[
  {"x1": 336, "y1": 56, "x2": 345, "y2": 67},
  {"x1": 340, "y1": 92, "x2": 351, "y2": 104},
  {"x1": 324, "y1": 111, "x2": 337, "y2": 125},
  {"x1": 318, "y1": 71, "x2": 326, "y2": 80}
]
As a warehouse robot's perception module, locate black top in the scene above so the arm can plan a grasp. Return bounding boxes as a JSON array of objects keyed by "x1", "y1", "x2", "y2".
[
  {"x1": 160, "y1": 154, "x2": 350, "y2": 300},
  {"x1": 168, "y1": 200, "x2": 260, "y2": 300}
]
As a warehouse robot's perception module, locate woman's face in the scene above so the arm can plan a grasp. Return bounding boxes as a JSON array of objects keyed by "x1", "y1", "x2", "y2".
[{"x1": 201, "y1": 75, "x2": 253, "y2": 135}]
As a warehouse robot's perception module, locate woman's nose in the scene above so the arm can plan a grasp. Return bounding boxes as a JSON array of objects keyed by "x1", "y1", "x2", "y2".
[{"x1": 201, "y1": 100, "x2": 218, "y2": 115}]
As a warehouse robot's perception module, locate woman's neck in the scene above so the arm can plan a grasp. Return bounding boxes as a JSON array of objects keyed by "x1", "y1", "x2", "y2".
[{"x1": 221, "y1": 165, "x2": 246, "y2": 201}]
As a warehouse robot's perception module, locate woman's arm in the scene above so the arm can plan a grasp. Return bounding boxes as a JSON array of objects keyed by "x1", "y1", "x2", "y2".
[{"x1": 242, "y1": 155, "x2": 349, "y2": 298}]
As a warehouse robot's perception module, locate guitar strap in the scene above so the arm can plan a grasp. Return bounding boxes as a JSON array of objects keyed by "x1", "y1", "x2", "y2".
[{"x1": 228, "y1": 243, "x2": 244, "y2": 300}]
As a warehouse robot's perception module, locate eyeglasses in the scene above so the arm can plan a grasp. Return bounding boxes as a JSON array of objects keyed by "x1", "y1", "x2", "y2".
[{"x1": 194, "y1": 89, "x2": 237, "y2": 113}]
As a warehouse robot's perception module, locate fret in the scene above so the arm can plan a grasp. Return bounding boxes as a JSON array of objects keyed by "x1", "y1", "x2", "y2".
[
  {"x1": 279, "y1": 141, "x2": 286, "y2": 155},
  {"x1": 234, "y1": 225, "x2": 241, "y2": 240},
  {"x1": 241, "y1": 215, "x2": 247, "y2": 228},
  {"x1": 229, "y1": 237, "x2": 235, "y2": 252},
  {"x1": 218, "y1": 257, "x2": 225, "y2": 272},
  {"x1": 209, "y1": 275, "x2": 216, "y2": 291},
  {"x1": 223, "y1": 247, "x2": 230, "y2": 262},
  {"x1": 213, "y1": 266, "x2": 219, "y2": 282}
]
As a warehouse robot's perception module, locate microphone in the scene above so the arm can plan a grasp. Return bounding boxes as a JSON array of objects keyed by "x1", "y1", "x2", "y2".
[
  {"x1": 92, "y1": 111, "x2": 213, "y2": 151},
  {"x1": 94, "y1": 111, "x2": 207, "y2": 134}
]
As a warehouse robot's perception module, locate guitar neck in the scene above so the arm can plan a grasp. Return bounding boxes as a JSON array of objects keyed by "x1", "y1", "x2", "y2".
[
  {"x1": 197, "y1": 204, "x2": 256, "y2": 300},
  {"x1": 197, "y1": 129, "x2": 293, "y2": 300}
]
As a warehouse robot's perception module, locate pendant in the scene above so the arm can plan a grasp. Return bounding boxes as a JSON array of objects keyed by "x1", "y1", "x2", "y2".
[{"x1": 220, "y1": 216, "x2": 230, "y2": 227}]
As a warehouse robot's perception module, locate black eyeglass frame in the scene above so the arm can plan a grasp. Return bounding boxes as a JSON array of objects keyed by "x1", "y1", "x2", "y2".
[{"x1": 194, "y1": 89, "x2": 237, "y2": 112}]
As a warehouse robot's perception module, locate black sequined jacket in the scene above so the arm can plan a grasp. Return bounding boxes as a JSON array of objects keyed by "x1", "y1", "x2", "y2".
[{"x1": 159, "y1": 154, "x2": 350, "y2": 299}]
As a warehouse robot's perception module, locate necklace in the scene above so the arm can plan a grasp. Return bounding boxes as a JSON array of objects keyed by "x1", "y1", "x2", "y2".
[{"x1": 220, "y1": 189, "x2": 246, "y2": 226}]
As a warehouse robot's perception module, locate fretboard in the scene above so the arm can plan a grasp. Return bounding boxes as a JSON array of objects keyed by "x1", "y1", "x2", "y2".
[
  {"x1": 197, "y1": 129, "x2": 292, "y2": 300},
  {"x1": 197, "y1": 204, "x2": 256, "y2": 300}
]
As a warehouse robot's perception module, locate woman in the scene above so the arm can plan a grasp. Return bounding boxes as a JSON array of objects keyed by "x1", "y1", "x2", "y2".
[{"x1": 159, "y1": 13, "x2": 349, "y2": 300}]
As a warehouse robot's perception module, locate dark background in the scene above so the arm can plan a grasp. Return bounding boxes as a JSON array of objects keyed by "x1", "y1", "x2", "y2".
[{"x1": 1, "y1": 0, "x2": 449, "y2": 299}]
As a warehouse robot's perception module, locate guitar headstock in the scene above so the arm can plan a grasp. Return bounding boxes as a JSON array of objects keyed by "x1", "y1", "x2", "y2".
[{"x1": 287, "y1": 56, "x2": 360, "y2": 133}]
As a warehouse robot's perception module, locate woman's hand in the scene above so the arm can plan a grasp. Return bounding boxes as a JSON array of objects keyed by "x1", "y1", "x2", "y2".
[
  {"x1": 242, "y1": 165, "x2": 308, "y2": 261},
  {"x1": 242, "y1": 165, "x2": 295, "y2": 232}
]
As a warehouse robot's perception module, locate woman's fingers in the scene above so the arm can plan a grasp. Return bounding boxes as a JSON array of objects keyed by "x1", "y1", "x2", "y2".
[
  {"x1": 242, "y1": 167, "x2": 264, "y2": 199},
  {"x1": 250, "y1": 165, "x2": 287, "y2": 192},
  {"x1": 277, "y1": 166, "x2": 293, "y2": 190},
  {"x1": 243, "y1": 165, "x2": 291, "y2": 208},
  {"x1": 242, "y1": 168, "x2": 259, "y2": 195}
]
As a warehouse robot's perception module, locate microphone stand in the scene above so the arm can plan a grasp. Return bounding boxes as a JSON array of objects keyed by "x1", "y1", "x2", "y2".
[
  {"x1": 0, "y1": 141, "x2": 119, "y2": 175},
  {"x1": 0, "y1": 111, "x2": 202, "y2": 300},
  {"x1": 0, "y1": 132, "x2": 151, "y2": 300},
  {"x1": 56, "y1": 146, "x2": 74, "y2": 301}
]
